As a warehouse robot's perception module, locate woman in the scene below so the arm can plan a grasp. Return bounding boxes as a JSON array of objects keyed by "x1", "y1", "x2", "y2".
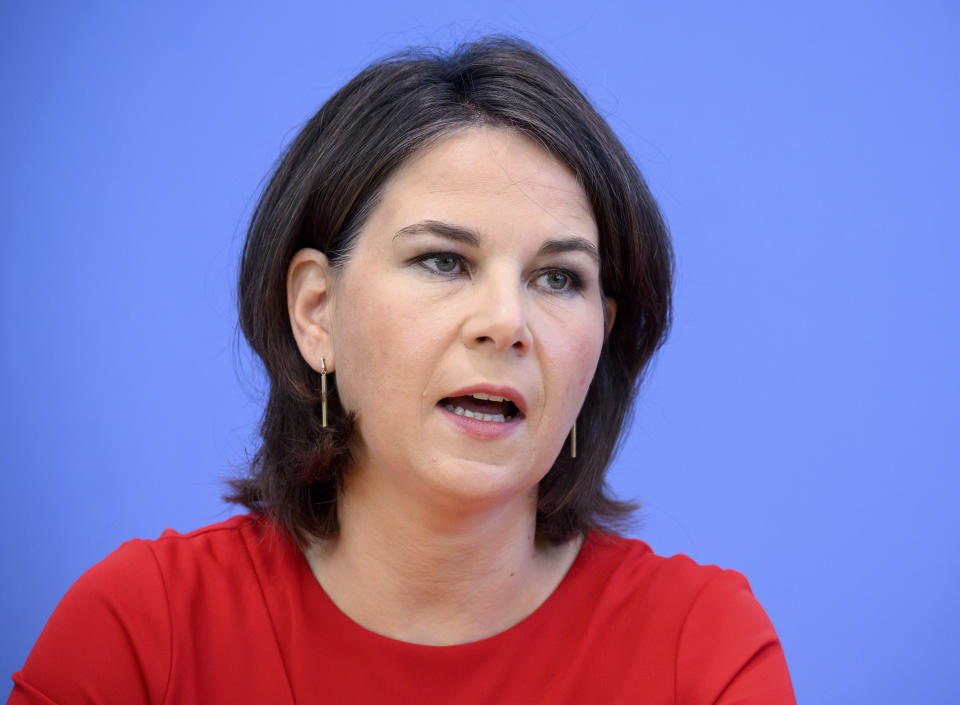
[{"x1": 10, "y1": 37, "x2": 794, "y2": 703}]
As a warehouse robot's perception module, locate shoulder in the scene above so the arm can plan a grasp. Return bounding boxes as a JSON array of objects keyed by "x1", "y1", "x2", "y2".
[
  {"x1": 10, "y1": 514, "x2": 279, "y2": 705},
  {"x1": 574, "y1": 531, "x2": 727, "y2": 606},
  {"x1": 564, "y1": 532, "x2": 795, "y2": 703},
  {"x1": 579, "y1": 530, "x2": 779, "y2": 632},
  {"x1": 73, "y1": 514, "x2": 258, "y2": 581},
  {"x1": 144, "y1": 513, "x2": 266, "y2": 578},
  {"x1": 61, "y1": 514, "x2": 267, "y2": 607},
  {"x1": 103, "y1": 513, "x2": 290, "y2": 647},
  {"x1": 553, "y1": 532, "x2": 733, "y2": 657}
]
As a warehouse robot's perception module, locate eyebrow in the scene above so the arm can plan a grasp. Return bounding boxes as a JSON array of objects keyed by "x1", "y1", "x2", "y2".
[
  {"x1": 394, "y1": 220, "x2": 480, "y2": 246},
  {"x1": 394, "y1": 219, "x2": 600, "y2": 264},
  {"x1": 537, "y1": 238, "x2": 600, "y2": 264}
]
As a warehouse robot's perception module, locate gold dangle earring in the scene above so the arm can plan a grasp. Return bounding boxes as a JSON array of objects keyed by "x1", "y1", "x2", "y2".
[
  {"x1": 570, "y1": 419, "x2": 577, "y2": 458},
  {"x1": 320, "y1": 357, "x2": 328, "y2": 428}
]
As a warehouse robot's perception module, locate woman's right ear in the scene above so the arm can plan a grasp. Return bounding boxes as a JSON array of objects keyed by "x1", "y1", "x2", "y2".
[{"x1": 287, "y1": 248, "x2": 335, "y2": 373}]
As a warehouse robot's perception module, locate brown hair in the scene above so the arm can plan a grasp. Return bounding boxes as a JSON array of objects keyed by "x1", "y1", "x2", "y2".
[{"x1": 227, "y1": 36, "x2": 673, "y2": 547}]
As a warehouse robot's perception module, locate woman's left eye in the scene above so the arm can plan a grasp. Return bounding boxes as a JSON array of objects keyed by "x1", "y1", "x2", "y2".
[{"x1": 535, "y1": 270, "x2": 580, "y2": 292}]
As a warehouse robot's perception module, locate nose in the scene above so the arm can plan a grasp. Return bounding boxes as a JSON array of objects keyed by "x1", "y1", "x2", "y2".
[{"x1": 461, "y1": 273, "x2": 533, "y2": 355}]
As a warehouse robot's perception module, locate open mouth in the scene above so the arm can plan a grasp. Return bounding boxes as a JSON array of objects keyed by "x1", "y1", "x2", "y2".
[{"x1": 439, "y1": 392, "x2": 522, "y2": 423}]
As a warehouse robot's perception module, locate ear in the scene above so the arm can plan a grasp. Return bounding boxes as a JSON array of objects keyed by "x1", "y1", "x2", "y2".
[
  {"x1": 603, "y1": 296, "x2": 617, "y2": 338},
  {"x1": 287, "y1": 248, "x2": 335, "y2": 373}
]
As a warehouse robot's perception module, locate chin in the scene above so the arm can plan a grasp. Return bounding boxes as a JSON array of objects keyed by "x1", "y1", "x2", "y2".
[{"x1": 415, "y1": 459, "x2": 543, "y2": 513}]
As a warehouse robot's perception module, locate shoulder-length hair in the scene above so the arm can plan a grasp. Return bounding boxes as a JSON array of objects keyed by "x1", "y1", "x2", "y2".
[{"x1": 227, "y1": 36, "x2": 673, "y2": 547}]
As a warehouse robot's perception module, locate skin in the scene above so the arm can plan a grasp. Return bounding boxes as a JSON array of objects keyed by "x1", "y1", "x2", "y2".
[{"x1": 287, "y1": 126, "x2": 616, "y2": 645}]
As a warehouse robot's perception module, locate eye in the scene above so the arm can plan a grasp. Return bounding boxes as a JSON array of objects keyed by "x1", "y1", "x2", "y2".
[
  {"x1": 535, "y1": 269, "x2": 582, "y2": 293},
  {"x1": 543, "y1": 271, "x2": 570, "y2": 290},
  {"x1": 417, "y1": 252, "x2": 466, "y2": 275}
]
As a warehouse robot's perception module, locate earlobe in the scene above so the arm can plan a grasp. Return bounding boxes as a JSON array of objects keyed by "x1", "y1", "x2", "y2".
[
  {"x1": 603, "y1": 297, "x2": 617, "y2": 338},
  {"x1": 287, "y1": 248, "x2": 335, "y2": 373}
]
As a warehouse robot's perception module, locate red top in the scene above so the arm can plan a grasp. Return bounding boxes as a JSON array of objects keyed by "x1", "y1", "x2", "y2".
[{"x1": 9, "y1": 515, "x2": 794, "y2": 704}]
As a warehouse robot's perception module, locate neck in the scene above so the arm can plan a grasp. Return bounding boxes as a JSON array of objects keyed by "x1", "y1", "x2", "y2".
[{"x1": 303, "y1": 465, "x2": 582, "y2": 646}]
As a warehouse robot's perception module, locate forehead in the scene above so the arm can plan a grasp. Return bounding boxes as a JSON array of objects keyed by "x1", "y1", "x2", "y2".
[{"x1": 370, "y1": 127, "x2": 597, "y2": 244}]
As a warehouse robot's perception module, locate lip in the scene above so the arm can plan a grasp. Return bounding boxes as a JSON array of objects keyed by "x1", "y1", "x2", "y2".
[
  {"x1": 438, "y1": 405, "x2": 523, "y2": 439},
  {"x1": 441, "y1": 384, "x2": 528, "y2": 416}
]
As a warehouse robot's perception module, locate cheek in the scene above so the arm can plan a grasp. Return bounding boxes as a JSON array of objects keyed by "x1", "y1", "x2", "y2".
[
  {"x1": 569, "y1": 336, "x2": 605, "y2": 406},
  {"x1": 538, "y1": 309, "x2": 606, "y2": 408},
  {"x1": 333, "y1": 307, "x2": 391, "y2": 412},
  {"x1": 331, "y1": 283, "x2": 447, "y2": 414}
]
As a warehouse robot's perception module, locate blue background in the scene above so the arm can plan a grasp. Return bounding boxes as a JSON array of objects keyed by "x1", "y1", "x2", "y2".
[{"x1": 2, "y1": 1, "x2": 957, "y2": 701}]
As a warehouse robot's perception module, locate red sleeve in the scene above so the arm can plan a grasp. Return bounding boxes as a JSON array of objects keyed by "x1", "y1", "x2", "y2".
[
  {"x1": 8, "y1": 540, "x2": 171, "y2": 705},
  {"x1": 676, "y1": 569, "x2": 795, "y2": 705}
]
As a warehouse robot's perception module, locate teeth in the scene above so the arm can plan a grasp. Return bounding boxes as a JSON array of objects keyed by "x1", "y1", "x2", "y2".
[
  {"x1": 471, "y1": 392, "x2": 508, "y2": 403},
  {"x1": 445, "y1": 404, "x2": 513, "y2": 423}
]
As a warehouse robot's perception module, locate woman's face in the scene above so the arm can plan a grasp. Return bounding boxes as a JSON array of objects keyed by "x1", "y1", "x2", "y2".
[{"x1": 323, "y1": 127, "x2": 614, "y2": 513}]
